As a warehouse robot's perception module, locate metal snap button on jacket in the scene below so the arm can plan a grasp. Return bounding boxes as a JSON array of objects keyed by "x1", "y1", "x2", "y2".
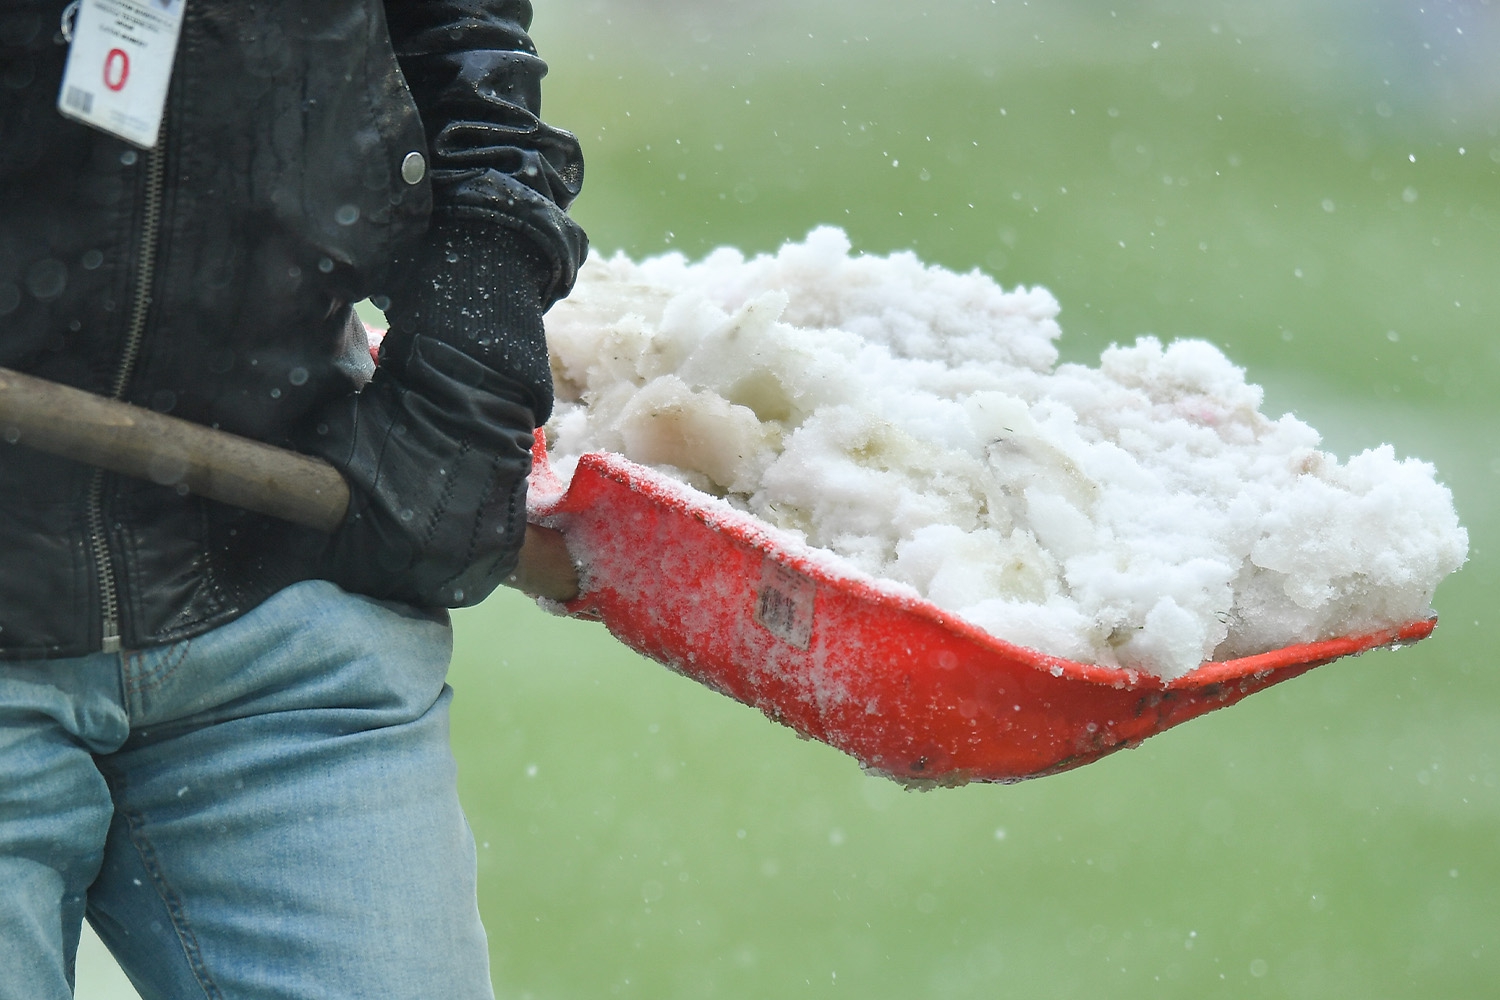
[{"x1": 400, "y1": 151, "x2": 426, "y2": 185}]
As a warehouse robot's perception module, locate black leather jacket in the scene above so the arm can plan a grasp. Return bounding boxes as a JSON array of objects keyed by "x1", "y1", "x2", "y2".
[{"x1": 0, "y1": 0, "x2": 586, "y2": 658}]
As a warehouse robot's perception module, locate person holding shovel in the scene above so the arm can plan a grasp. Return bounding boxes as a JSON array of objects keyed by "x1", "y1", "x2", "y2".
[{"x1": 0, "y1": 1, "x2": 585, "y2": 996}]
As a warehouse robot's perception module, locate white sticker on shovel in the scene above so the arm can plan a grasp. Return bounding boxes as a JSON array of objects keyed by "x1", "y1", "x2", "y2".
[
  {"x1": 754, "y1": 561, "x2": 816, "y2": 650},
  {"x1": 57, "y1": 0, "x2": 186, "y2": 149}
]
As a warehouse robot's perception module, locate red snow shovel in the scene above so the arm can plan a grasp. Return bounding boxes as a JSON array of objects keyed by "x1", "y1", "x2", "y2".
[
  {"x1": 526, "y1": 434, "x2": 1437, "y2": 786},
  {"x1": 0, "y1": 365, "x2": 1437, "y2": 785}
]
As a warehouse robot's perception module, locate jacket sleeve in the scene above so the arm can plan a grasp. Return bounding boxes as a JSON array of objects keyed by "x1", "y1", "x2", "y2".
[
  {"x1": 300, "y1": 1, "x2": 586, "y2": 609},
  {"x1": 384, "y1": 0, "x2": 587, "y2": 310}
]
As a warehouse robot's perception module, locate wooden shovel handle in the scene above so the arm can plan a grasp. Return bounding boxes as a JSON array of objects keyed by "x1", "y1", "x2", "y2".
[{"x1": 0, "y1": 366, "x2": 577, "y2": 600}]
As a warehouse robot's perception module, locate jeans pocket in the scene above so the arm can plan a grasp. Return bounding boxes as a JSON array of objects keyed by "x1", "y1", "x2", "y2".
[{"x1": 122, "y1": 640, "x2": 193, "y2": 705}]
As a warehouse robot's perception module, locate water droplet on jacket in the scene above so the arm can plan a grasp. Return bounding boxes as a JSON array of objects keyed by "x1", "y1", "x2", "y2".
[
  {"x1": 25, "y1": 258, "x2": 67, "y2": 300},
  {"x1": 81, "y1": 249, "x2": 104, "y2": 270},
  {"x1": 399, "y1": 508, "x2": 415, "y2": 522},
  {"x1": 318, "y1": 257, "x2": 334, "y2": 273},
  {"x1": 288, "y1": 367, "x2": 309, "y2": 386},
  {"x1": 451, "y1": 588, "x2": 465, "y2": 602},
  {"x1": 3, "y1": 426, "x2": 21, "y2": 444},
  {"x1": 119, "y1": 149, "x2": 138, "y2": 166},
  {"x1": 3, "y1": 10, "x2": 42, "y2": 47},
  {"x1": 444, "y1": 250, "x2": 460, "y2": 263},
  {"x1": 269, "y1": 387, "x2": 282, "y2": 399},
  {"x1": 335, "y1": 204, "x2": 359, "y2": 226}
]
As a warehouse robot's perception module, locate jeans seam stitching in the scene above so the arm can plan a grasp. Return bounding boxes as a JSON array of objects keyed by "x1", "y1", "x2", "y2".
[
  {"x1": 112, "y1": 787, "x2": 225, "y2": 1000},
  {"x1": 123, "y1": 641, "x2": 191, "y2": 698}
]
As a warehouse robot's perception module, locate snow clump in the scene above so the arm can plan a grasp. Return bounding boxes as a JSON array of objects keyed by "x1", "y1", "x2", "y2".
[{"x1": 542, "y1": 227, "x2": 1467, "y2": 679}]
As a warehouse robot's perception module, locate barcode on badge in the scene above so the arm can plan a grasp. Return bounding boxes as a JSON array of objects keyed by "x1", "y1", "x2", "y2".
[
  {"x1": 63, "y1": 85, "x2": 94, "y2": 114},
  {"x1": 754, "y1": 560, "x2": 816, "y2": 650}
]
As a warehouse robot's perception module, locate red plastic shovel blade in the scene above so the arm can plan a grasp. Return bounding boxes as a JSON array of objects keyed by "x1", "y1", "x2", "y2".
[{"x1": 529, "y1": 439, "x2": 1436, "y2": 785}]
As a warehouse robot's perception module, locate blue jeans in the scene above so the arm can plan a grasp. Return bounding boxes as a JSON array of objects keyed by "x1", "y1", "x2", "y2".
[{"x1": 0, "y1": 580, "x2": 495, "y2": 999}]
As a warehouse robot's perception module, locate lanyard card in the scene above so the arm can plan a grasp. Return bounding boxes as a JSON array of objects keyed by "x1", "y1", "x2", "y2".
[{"x1": 57, "y1": 0, "x2": 186, "y2": 149}]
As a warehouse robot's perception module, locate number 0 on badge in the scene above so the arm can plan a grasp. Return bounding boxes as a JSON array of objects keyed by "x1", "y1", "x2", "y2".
[{"x1": 57, "y1": 0, "x2": 186, "y2": 149}]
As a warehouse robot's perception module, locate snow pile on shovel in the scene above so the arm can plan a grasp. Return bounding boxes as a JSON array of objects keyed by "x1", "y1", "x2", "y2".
[{"x1": 542, "y1": 227, "x2": 1467, "y2": 679}]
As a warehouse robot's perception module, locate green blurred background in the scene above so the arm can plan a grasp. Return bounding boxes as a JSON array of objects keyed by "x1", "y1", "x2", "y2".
[{"x1": 80, "y1": 0, "x2": 1499, "y2": 997}]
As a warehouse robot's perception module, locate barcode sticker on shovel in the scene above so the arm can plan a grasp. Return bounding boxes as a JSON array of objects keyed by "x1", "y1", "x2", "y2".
[{"x1": 755, "y1": 561, "x2": 816, "y2": 650}]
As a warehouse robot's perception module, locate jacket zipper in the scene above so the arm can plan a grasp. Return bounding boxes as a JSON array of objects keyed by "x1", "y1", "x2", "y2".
[{"x1": 89, "y1": 143, "x2": 167, "y2": 653}]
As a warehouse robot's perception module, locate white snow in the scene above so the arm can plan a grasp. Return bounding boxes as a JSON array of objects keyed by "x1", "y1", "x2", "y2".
[{"x1": 542, "y1": 227, "x2": 1467, "y2": 678}]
